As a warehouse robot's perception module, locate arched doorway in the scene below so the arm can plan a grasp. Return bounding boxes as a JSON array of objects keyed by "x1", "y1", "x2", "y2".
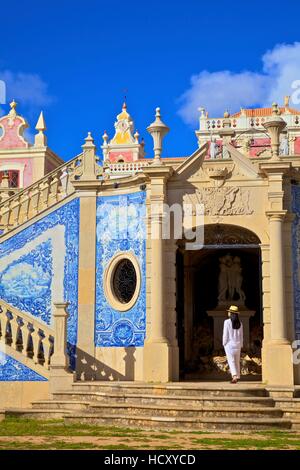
[{"x1": 176, "y1": 224, "x2": 263, "y2": 381}]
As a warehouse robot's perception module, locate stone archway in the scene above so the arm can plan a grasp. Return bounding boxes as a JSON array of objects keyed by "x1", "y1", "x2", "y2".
[{"x1": 176, "y1": 223, "x2": 263, "y2": 381}]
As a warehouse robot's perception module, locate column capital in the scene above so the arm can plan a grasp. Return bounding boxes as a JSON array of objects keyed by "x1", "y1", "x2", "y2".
[
  {"x1": 266, "y1": 210, "x2": 287, "y2": 221},
  {"x1": 143, "y1": 165, "x2": 173, "y2": 180},
  {"x1": 260, "y1": 161, "x2": 291, "y2": 176}
]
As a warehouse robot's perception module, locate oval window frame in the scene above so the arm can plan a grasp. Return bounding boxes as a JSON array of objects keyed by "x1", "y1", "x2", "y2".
[{"x1": 103, "y1": 252, "x2": 141, "y2": 312}]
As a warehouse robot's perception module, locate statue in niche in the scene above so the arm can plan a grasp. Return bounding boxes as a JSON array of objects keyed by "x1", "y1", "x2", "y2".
[{"x1": 217, "y1": 254, "x2": 246, "y2": 305}]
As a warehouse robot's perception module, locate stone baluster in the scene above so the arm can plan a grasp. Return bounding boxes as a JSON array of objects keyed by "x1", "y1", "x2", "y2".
[
  {"x1": 40, "y1": 179, "x2": 50, "y2": 209},
  {"x1": 22, "y1": 323, "x2": 31, "y2": 356},
  {"x1": 4, "y1": 313, "x2": 11, "y2": 344},
  {"x1": 32, "y1": 328, "x2": 41, "y2": 364},
  {"x1": 42, "y1": 335, "x2": 51, "y2": 367},
  {"x1": 0, "y1": 306, "x2": 6, "y2": 340},
  {"x1": 9, "y1": 314, "x2": 19, "y2": 349},
  {"x1": 28, "y1": 187, "x2": 40, "y2": 218},
  {"x1": 0, "y1": 204, "x2": 12, "y2": 231},
  {"x1": 49, "y1": 175, "x2": 59, "y2": 203},
  {"x1": 11, "y1": 197, "x2": 21, "y2": 227},
  {"x1": 19, "y1": 194, "x2": 30, "y2": 224}
]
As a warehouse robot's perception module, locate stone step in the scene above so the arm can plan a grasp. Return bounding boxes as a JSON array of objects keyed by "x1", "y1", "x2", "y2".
[
  {"x1": 290, "y1": 419, "x2": 300, "y2": 430},
  {"x1": 32, "y1": 400, "x2": 90, "y2": 411},
  {"x1": 5, "y1": 408, "x2": 74, "y2": 420},
  {"x1": 281, "y1": 408, "x2": 300, "y2": 418},
  {"x1": 275, "y1": 398, "x2": 300, "y2": 409},
  {"x1": 70, "y1": 382, "x2": 267, "y2": 397},
  {"x1": 86, "y1": 402, "x2": 282, "y2": 419},
  {"x1": 64, "y1": 413, "x2": 291, "y2": 431},
  {"x1": 53, "y1": 391, "x2": 275, "y2": 408}
]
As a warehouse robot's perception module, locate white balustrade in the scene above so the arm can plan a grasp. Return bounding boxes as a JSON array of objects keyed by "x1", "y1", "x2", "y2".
[
  {"x1": 109, "y1": 161, "x2": 149, "y2": 174},
  {"x1": 0, "y1": 299, "x2": 55, "y2": 369},
  {"x1": 0, "y1": 154, "x2": 82, "y2": 234}
]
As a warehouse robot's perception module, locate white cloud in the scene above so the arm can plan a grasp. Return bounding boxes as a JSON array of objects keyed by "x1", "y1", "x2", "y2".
[
  {"x1": 0, "y1": 69, "x2": 53, "y2": 113},
  {"x1": 178, "y1": 42, "x2": 300, "y2": 125}
]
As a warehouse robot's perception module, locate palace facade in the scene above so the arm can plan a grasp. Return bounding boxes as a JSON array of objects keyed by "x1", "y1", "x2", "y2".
[{"x1": 0, "y1": 97, "x2": 300, "y2": 407}]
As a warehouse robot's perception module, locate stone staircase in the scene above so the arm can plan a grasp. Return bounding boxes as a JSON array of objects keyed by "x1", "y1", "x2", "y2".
[
  {"x1": 0, "y1": 153, "x2": 82, "y2": 236},
  {"x1": 7, "y1": 381, "x2": 300, "y2": 431}
]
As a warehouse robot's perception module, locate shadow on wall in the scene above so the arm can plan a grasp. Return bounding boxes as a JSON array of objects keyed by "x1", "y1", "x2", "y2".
[{"x1": 76, "y1": 347, "x2": 136, "y2": 381}]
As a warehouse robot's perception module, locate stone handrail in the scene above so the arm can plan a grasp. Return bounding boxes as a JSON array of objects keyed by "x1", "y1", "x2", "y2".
[
  {"x1": 0, "y1": 298, "x2": 54, "y2": 369},
  {"x1": 0, "y1": 153, "x2": 83, "y2": 234}
]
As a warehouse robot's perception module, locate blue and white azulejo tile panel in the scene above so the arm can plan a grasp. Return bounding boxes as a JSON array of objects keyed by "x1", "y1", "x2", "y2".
[
  {"x1": 0, "y1": 198, "x2": 80, "y2": 379},
  {"x1": 95, "y1": 191, "x2": 146, "y2": 347},
  {"x1": 0, "y1": 347, "x2": 47, "y2": 381}
]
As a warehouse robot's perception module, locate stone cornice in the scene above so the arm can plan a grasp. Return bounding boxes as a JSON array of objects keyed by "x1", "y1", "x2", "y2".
[{"x1": 260, "y1": 161, "x2": 291, "y2": 176}]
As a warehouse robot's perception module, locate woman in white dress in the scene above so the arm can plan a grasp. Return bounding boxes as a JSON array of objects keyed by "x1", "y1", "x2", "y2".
[{"x1": 222, "y1": 305, "x2": 243, "y2": 384}]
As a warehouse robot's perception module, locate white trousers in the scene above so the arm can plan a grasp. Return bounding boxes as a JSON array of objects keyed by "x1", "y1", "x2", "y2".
[{"x1": 224, "y1": 344, "x2": 241, "y2": 378}]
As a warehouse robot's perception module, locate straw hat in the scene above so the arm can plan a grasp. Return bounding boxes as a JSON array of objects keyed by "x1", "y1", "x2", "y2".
[{"x1": 227, "y1": 305, "x2": 240, "y2": 316}]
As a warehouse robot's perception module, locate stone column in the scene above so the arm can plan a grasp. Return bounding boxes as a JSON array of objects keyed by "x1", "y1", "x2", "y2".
[
  {"x1": 269, "y1": 213, "x2": 288, "y2": 342},
  {"x1": 263, "y1": 211, "x2": 294, "y2": 386},
  {"x1": 49, "y1": 302, "x2": 73, "y2": 393},
  {"x1": 260, "y1": 161, "x2": 294, "y2": 386},
  {"x1": 143, "y1": 166, "x2": 173, "y2": 382}
]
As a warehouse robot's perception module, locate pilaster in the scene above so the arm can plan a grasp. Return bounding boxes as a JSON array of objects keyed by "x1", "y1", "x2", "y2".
[{"x1": 143, "y1": 165, "x2": 174, "y2": 382}]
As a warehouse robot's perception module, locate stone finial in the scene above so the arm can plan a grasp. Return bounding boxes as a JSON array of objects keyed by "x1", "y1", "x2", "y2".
[
  {"x1": 284, "y1": 96, "x2": 290, "y2": 108},
  {"x1": 271, "y1": 102, "x2": 281, "y2": 116},
  {"x1": 0, "y1": 171, "x2": 9, "y2": 188},
  {"x1": 263, "y1": 103, "x2": 287, "y2": 159},
  {"x1": 8, "y1": 100, "x2": 17, "y2": 119},
  {"x1": 198, "y1": 107, "x2": 206, "y2": 118},
  {"x1": 102, "y1": 130, "x2": 109, "y2": 162},
  {"x1": 81, "y1": 132, "x2": 98, "y2": 180},
  {"x1": 134, "y1": 130, "x2": 139, "y2": 144},
  {"x1": 102, "y1": 130, "x2": 108, "y2": 145},
  {"x1": 147, "y1": 107, "x2": 169, "y2": 165},
  {"x1": 34, "y1": 111, "x2": 47, "y2": 147},
  {"x1": 222, "y1": 110, "x2": 231, "y2": 129}
]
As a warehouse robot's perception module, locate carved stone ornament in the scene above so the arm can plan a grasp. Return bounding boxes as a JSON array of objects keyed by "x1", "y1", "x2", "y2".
[
  {"x1": 183, "y1": 186, "x2": 253, "y2": 216},
  {"x1": 205, "y1": 164, "x2": 235, "y2": 187},
  {"x1": 204, "y1": 224, "x2": 260, "y2": 245}
]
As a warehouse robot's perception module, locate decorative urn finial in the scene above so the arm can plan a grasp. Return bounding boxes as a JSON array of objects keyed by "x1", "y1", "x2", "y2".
[
  {"x1": 263, "y1": 102, "x2": 286, "y2": 159},
  {"x1": 147, "y1": 107, "x2": 169, "y2": 165}
]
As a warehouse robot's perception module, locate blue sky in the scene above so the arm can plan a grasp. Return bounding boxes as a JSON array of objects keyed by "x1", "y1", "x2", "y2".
[{"x1": 1, "y1": 0, "x2": 300, "y2": 160}]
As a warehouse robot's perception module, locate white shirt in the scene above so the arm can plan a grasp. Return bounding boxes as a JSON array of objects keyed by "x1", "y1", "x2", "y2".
[{"x1": 222, "y1": 318, "x2": 243, "y2": 349}]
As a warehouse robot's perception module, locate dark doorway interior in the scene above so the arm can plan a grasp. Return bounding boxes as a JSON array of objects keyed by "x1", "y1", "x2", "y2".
[{"x1": 176, "y1": 246, "x2": 263, "y2": 380}]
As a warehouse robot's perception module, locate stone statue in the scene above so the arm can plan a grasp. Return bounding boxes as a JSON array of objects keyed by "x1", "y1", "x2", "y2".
[
  {"x1": 217, "y1": 254, "x2": 246, "y2": 304},
  {"x1": 210, "y1": 137, "x2": 220, "y2": 159},
  {"x1": 279, "y1": 136, "x2": 289, "y2": 156},
  {"x1": 218, "y1": 255, "x2": 230, "y2": 302},
  {"x1": 222, "y1": 144, "x2": 230, "y2": 159}
]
